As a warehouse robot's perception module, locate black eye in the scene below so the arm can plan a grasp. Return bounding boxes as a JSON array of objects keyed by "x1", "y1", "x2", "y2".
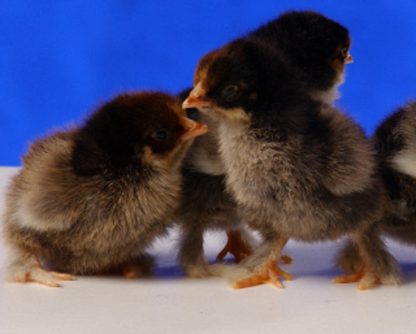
[
  {"x1": 186, "y1": 108, "x2": 200, "y2": 121},
  {"x1": 151, "y1": 129, "x2": 169, "y2": 141},
  {"x1": 341, "y1": 47, "x2": 348, "y2": 57},
  {"x1": 221, "y1": 84, "x2": 241, "y2": 102}
]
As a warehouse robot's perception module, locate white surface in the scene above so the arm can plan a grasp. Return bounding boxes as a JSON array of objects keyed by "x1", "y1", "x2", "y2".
[{"x1": 1, "y1": 167, "x2": 416, "y2": 334}]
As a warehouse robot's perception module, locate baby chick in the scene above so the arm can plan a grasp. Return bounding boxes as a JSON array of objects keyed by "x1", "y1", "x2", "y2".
[
  {"x1": 176, "y1": 11, "x2": 351, "y2": 274},
  {"x1": 183, "y1": 38, "x2": 400, "y2": 290},
  {"x1": 249, "y1": 10, "x2": 353, "y2": 103},
  {"x1": 372, "y1": 102, "x2": 416, "y2": 245},
  {"x1": 176, "y1": 89, "x2": 255, "y2": 278},
  {"x1": 3, "y1": 92, "x2": 207, "y2": 287}
]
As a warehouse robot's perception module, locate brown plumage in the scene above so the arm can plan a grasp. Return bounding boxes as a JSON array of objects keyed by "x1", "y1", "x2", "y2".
[
  {"x1": 183, "y1": 38, "x2": 400, "y2": 290},
  {"x1": 3, "y1": 91, "x2": 207, "y2": 287}
]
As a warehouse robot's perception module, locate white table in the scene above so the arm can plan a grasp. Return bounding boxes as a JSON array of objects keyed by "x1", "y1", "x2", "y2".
[{"x1": 1, "y1": 167, "x2": 415, "y2": 334}]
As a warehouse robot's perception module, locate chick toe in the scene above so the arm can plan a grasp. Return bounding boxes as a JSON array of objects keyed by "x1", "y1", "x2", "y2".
[
  {"x1": 232, "y1": 259, "x2": 293, "y2": 289},
  {"x1": 8, "y1": 257, "x2": 74, "y2": 287},
  {"x1": 29, "y1": 268, "x2": 64, "y2": 287},
  {"x1": 356, "y1": 273, "x2": 379, "y2": 290},
  {"x1": 334, "y1": 272, "x2": 364, "y2": 284}
]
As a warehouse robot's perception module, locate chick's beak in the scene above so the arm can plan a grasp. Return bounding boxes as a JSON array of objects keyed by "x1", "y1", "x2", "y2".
[
  {"x1": 345, "y1": 53, "x2": 353, "y2": 64},
  {"x1": 180, "y1": 117, "x2": 208, "y2": 142},
  {"x1": 182, "y1": 84, "x2": 214, "y2": 109},
  {"x1": 182, "y1": 95, "x2": 213, "y2": 109}
]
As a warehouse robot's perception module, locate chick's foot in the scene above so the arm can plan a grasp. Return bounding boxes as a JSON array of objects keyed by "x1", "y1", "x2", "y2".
[
  {"x1": 334, "y1": 272, "x2": 364, "y2": 284},
  {"x1": 232, "y1": 259, "x2": 293, "y2": 289},
  {"x1": 10, "y1": 259, "x2": 75, "y2": 287},
  {"x1": 335, "y1": 271, "x2": 382, "y2": 290}
]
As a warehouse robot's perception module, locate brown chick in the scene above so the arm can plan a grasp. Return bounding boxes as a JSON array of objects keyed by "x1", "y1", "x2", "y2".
[
  {"x1": 175, "y1": 11, "x2": 351, "y2": 275},
  {"x1": 176, "y1": 11, "x2": 352, "y2": 275},
  {"x1": 3, "y1": 91, "x2": 207, "y2": 287},
  {"x1": 176, "y1": 89, "x2": 292, "y2": 278},
  {"x1": 183, "y1": 38, "x2": 400, "y2": 290}
]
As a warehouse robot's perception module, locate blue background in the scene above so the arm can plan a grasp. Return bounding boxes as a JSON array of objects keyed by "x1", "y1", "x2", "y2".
[{"x1": 1, "y1": 1, "x2": 415, "y2": 165}]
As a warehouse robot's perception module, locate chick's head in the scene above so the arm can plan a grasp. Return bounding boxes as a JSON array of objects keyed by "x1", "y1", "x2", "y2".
[
  {"x1": 72, "y1": 92, "x2": 207, "y2": 176},
  {"x1": 276, "y1": 11, "x2": 352, "y2": 66},
  {"x1": 183, "y1": 40, "x2": 304, "y2": 121}
]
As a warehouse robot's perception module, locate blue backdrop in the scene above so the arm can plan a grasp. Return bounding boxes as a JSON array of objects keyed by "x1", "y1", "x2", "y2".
[{"x1": 1, "y1": 1, "x2": 415, "y2": 165}]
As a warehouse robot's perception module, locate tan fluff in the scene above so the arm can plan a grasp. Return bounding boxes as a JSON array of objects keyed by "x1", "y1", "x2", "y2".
[{"x1": 3, "y1": 92, "x2": 207, "y2": 286}]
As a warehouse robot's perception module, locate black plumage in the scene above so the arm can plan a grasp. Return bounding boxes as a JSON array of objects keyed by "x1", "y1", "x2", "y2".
[{"x1": 249, "y1": 10, "x2": 352, "y2": 100}]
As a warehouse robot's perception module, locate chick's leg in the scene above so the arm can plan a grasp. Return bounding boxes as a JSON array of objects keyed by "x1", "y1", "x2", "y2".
[
  {"x1": 216, "y1": 229, "x2": 293, "y2": 264},
  {"x1": 7, "y1": 252, "x2": 75, "y2": 287},
  {"x1": 232, "y1": 236, "x2": 293, "y2": 289},
  {"x1": 179, "y1": 225, "x2": 212, "y2": 278},
  {"x1": 216, "y1": 229, "x2": 253, "y2": 263},
  {"x1": 335, "y1": 230, "x2": 401, "y2": 290},
  {"x1": 335, "y1": 240, "x2": 363, "y2": 274}
]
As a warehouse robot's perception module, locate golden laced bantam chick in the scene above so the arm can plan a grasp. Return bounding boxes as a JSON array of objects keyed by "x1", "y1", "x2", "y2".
[
  {"x1": 183, "y1": 38, "x2": 400, "y2": 290},
  {"x1": 3, "y1": 92, "x2": 207, "y2": 287}
]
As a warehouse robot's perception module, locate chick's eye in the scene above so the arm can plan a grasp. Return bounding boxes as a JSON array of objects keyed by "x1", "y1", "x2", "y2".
[
  {"x1": 151, "y1": 129, "x2": 169, "y2": 141},
  {"x1": 221, "y1": 84, "x2": 241, "y2": 102},
  {"x1": 341, "y1": 47, "x2": 348, "y2": 57}
]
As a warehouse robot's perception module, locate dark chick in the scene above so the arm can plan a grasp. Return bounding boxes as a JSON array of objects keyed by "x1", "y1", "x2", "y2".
[
  {"x1": 373, "y1": 102, "x2": 416, "y2": 245},
  {"x1": 176, "y1": 11, "x2": 350, "y2": 274},
  {"x1": 3, "y1": 92, "x2": 207, "y2": 287},
  {"x1": 176, "y1": 88, "x2": 256, "y2": 278},
  {"x1": 183, "y1": 39, "x2": 400, "y2": 290},
  {"x1": 249, "y1": 10, "x2": 353, "y2": 103}
]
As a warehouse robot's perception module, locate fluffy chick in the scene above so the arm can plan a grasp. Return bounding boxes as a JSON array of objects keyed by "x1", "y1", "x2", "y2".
[
  {"x1": 183, "y1": 39, "x2": 400, "y2": 290},
  {"x1": 176, "y1": 11, "x2": 350, "y2": 275},
  {"x1": 3, "y1": 92, "x2": 207, "y2": 287},
  {"x1": 373, "y1": 102, "x2": 416, "y2": 244},
  {"x1": 176, "y1": 89, "x2": 255, "y2": 278},
  {"x1": 249, "y1": 10, "x2": 353, "y2": 103}
]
